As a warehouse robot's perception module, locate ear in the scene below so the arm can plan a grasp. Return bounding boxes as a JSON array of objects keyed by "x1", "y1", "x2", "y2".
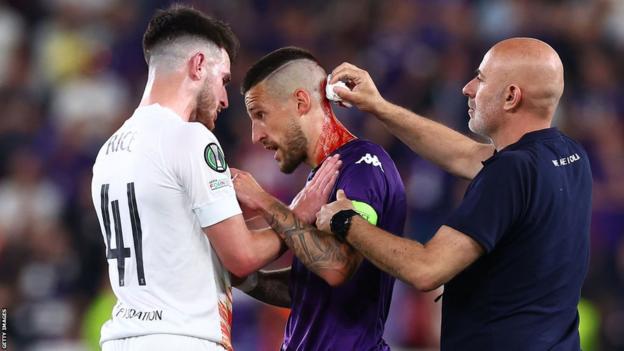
[
  {"x1": 188, "y1": 52, "x2": 206, "y2": 81},
  {"x1": 294, "y1": 89, "x2": 312, "y2": 116},
  {"x1": 503, "y1": 84, "x2": 521, "y2": 112}
]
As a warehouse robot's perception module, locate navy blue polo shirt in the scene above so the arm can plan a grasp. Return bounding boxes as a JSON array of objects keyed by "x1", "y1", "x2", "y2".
[{"x1": 443, "y1": 128, "x2": 592, "y2": 351}]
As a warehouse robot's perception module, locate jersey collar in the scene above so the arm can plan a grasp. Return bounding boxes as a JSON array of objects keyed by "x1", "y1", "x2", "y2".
[{"x1": 482, "y1": 127, "x2": 560, "y2": 165}]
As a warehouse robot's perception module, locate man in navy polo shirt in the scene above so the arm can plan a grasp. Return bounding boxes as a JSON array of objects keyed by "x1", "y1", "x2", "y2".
[{"x1": 317, "y1": 37, "x2": 591, "y2": 350}]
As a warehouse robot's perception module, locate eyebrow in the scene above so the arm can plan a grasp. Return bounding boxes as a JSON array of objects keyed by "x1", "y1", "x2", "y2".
[
  {"x1": 245, "y1": 98, "x2": 258, "y2": 111},
  {"x1": 475, "y1": 69, "x2": 485, "y2": 78}
]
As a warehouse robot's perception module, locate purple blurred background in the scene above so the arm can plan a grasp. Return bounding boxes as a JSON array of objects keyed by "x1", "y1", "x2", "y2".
[{"x1": 0, "y1": 0, "x2": 622, "y2": 350}]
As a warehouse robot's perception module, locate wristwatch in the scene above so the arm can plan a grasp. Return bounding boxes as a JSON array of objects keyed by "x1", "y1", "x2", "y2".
[{"x1": 330, "y1": 209, "x2": 360, "y2": 242}]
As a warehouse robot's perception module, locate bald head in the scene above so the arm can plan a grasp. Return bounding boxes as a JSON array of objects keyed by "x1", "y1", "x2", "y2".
[{"x1": 484, "y1": 37, "x2": 564, "y2": 117}]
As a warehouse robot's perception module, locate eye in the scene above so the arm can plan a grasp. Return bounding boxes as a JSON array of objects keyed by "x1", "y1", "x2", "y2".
[{"x1": 222, "y1": 75, "x2": 231, "y2": 87}]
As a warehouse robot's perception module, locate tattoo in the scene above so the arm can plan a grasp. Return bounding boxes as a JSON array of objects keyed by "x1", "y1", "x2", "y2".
[{"x1": 267, "y1": 201, "x2": 358, "y2": 278}]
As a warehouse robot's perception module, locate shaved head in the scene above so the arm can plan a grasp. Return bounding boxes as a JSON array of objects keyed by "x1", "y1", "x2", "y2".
[
  {"x1": 259, "y1": 59, "x2": 326, "y2": 102},
  {"x1": 484, "y1": 37, "x2": 564, "y2": 117},
  {"x1": 148, "y1": 36, "x2": 223, "y2": 70},
  {"x1": 243, "y1": 48, "x2": 333, "y2": 173}
]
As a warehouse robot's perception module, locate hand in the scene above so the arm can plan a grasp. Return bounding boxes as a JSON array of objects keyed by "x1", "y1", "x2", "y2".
[
  {"x1": 316, "y1": 189, "x2": 354, "y2": 233},
  {"x1": 231, "y1": 168, "x2": 271, "y2": 212},
  {"x1": 329, "y1": 63, "x2": 385, "y2": 113},
  {"x1": 291, "y1": 154, "x2": 342, "y2": 224}
]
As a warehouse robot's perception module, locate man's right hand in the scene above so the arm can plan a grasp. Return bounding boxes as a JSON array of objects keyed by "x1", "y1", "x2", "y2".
[{"x1": 329, "y1": 62, "x2": 386, "y2": 113}]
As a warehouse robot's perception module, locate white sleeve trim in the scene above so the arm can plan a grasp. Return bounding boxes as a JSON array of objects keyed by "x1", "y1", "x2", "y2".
[{"x1": 193, "y1": 193, "x2": 242, "y2": 228}]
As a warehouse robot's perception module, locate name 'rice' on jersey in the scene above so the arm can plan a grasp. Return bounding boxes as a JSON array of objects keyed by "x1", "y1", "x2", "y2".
[{"x1": 91, "y1": 104, "x2": 241, "y2": 349}]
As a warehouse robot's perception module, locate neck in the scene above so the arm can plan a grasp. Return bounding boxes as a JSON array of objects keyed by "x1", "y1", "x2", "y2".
[
  {"x1": 310, "y1": 100, "x2": 356, "y2": 167},
  {"x1": 491, "y1": 116, "x2": 551, "y2": 150},
  {"x1": 139, "y1": 68, "x2": 195, "y2": 121}
]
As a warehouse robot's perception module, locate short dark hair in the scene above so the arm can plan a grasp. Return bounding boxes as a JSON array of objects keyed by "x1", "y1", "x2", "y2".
[
  {"x1": 142, "y1": 4, "x2": 239, "y2": 63},
  {"x1": 241, "y1": 47, "x2": 319, "y2": 95}
]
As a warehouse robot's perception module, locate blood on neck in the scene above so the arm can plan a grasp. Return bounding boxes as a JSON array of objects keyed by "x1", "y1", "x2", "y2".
[{"x1": 313, "y1": 92, "x2": 356, "y2": 166}]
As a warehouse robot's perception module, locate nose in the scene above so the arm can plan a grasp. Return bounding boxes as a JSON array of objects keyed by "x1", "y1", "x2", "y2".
[
  {"x1": 220, "y1": 86, "x2": 229, "y2": 109},
  {"x1": 251, "y1": 121, "x2": 266, "y2": 144},
  {"x1": 462, "y1": 78, "x2": 476, "y2": 98}
]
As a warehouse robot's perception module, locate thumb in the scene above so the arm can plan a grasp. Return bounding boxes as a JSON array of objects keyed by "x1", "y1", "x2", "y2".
[
  {"x1": 334, "y1": 86, "x2": 356, "y2": 101},
  {"x1": 336, "y1": 189, "x2": 347, "y2": 200}
]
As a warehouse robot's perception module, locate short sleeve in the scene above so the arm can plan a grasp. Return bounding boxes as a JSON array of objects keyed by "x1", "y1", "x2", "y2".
[
  {"x1": 444, "y1": 153, "x2": 530, "y2": 253},
  {"x1": 168, "y1": 124, "x2": 241, "y2": 227},
  {"x1": 334, "y1": 149, "x2": 388, "y2": 223}
]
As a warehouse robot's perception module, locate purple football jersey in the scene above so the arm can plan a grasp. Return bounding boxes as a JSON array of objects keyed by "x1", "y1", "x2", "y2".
[{"x1": 282, "y1": 139, "x2": 407, "y2": 351}]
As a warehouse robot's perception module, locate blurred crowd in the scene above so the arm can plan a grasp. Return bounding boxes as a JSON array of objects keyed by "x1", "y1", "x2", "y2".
[{"x1": 0, "y1": 0, "x2": 622, "y2": 350}]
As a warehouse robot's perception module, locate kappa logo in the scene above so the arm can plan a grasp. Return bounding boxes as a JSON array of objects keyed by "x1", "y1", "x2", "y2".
[
  {"x1": 356, "y1": 153, "x2": 384, "y2": 172},
  {"x1": 204, "y1": 143, "x2": 228, "y2": 173}
]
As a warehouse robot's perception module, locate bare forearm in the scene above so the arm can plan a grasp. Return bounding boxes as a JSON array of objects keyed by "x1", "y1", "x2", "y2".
[
  {"x1": 237, "y1": 228, "x2": 284, "y2": 276},
  {"x1": 245, "y1": 268, "x2": 291, "y2": 308},
  {"x1": 252, "y1": 227, "x2": 287, "y2": 258},
  {"x1": 246, "y1": 215, "x2": 270, "y2": 230},
  {"x1": 205, "y1": 215, "x2": 283, "y2": 277},
  {"x1": 345, "y1": 216, "x2": 439, "y2": 291},
  {"x1": 260, "y1": 198, "x2": 360, "y2": 286},
  {"x1": 373, "y1": 100, "x2": 494, "y2": 179}
]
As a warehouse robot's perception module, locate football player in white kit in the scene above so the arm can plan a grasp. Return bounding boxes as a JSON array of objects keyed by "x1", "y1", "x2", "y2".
[{"x1": 91, "y1": 5, "x2": 339, "y2": 351}]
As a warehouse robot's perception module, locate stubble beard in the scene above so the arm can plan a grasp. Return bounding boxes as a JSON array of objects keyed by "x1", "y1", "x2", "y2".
[
  {"x1": 194, "y1": 84, "x2": 217, "y2": 131},
  {"x1": 279, "y1": 120, "x2": 308, "y2": 174}
]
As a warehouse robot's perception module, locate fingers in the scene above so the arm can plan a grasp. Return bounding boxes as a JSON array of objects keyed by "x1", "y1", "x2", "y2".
[
  {"x1": 322, "y1": 155, "x2": 341, "y2": 177},
  {"x1": 315, "y1": 156, "x2": 340, "y2": 191},
  {"x1": 336, "y1": 189, "x2": 346, "y2": 200},
  {"x1": 231, "y1": 168, "x2": 253, "y2": 181},
  {"x1": 315, "y1": 208, "x2": 325, "y2": 230},
  {"x1": 333, "y1": 86, "x2": 356, "y2": 100},
  {"x1": 310, "y1": 154, "x2": 340, "y2": 188},
  {"x1": 330, "y1": 62, "x2": 363, "y2": 83},
  {"x1": 321, "y1": 170, "x2": 339, "y2": 197},
  {"x1": 312, "y1": 155, "x2": 333, "y2": 185}
]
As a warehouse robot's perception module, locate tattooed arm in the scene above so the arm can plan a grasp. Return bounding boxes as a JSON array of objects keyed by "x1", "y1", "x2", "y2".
[
  {"x1": 231, "y1": 156, "x2": 363, "y2": 286},
  {"x1": 263, "y1": 199, "x2": 363, "y2": 286}
]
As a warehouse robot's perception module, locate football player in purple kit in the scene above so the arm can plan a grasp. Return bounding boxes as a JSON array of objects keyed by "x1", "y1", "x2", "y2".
[{"x1": 231, "y1": 47, "x2": 407, "y2": 350}]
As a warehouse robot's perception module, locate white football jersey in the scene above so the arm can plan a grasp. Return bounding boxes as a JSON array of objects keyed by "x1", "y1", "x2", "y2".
[{"x1": 91, "y1": 104, "x2": 241, "y2": 349}]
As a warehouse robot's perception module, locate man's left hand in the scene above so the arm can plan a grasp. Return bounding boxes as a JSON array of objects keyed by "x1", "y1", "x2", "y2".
[
  {"x1": 231, "y1": 168, "x2": 271, "y2": 211},
  {"x1": 316, "y1": 189, "x2": 354, "y2": 232},
  {"x1": 291, "y1": 154, "x2": 341, "y2": 224}
]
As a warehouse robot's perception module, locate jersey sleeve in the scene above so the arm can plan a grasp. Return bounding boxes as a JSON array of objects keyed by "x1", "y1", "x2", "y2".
[
  {"x1": 334, "y1": 149, "x2": 388, "y2": 225},
  {"x1": 169, "y1": 123, "x2": 241, "y2": 228},
  {"x1": 444, "y1": 153, "x2": 530, "y2": 253}
]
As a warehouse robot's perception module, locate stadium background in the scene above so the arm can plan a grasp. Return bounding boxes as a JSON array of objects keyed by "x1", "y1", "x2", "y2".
[{"x1": 0, "y1": 0, "x2": 622, "y2": 350}]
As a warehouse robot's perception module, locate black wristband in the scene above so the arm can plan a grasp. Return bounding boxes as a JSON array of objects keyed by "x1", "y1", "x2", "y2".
[{"x1": 330, "y1": 209, "x2": 359, "y2": 242}]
